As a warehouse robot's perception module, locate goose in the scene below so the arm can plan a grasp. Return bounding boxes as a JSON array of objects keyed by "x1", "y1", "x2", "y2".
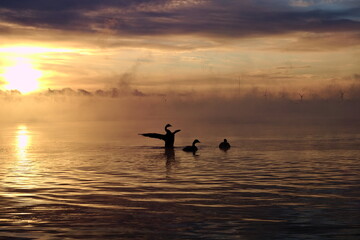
[
  {"x1": 219, "y1": 139, "x2": 231, "y2": 151},
  {"x1": 183, "y1": 139, "x2": 200, "y2": 152},
  {"x1": 139, "y1": 124, "x2": 181, "y2": 149}
]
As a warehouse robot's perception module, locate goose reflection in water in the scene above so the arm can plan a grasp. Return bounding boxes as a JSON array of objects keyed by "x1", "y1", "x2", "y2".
[
  {"x1": 165, "y1": 148, "x2": 176, "y2": 177},
  {"x1": 165, "y1": 148, "x2": 175, "y2": 161}
]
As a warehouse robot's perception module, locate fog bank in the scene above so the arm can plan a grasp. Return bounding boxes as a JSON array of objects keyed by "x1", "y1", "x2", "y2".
[{"x1": 1, "y1": 88, "x2": 359, "y2": 129}]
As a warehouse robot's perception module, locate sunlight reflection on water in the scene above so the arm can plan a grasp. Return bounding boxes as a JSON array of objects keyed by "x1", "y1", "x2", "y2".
[
  {"x1": 3, "y1": 125, "x2": 41, "y2": 205},
  {"x1": 16, "y1": 125, "x2": 30, "y2": 161}
]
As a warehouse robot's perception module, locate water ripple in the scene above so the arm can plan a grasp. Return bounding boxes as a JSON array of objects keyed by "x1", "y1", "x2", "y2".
[{"x1": 1, "y1": 125, "x2": 359, "y2": 239}]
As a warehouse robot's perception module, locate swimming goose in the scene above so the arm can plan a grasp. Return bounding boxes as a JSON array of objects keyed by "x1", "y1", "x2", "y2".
[
  {"x1": 219, "y1": 139, "x2": 231, "y2": 151},
  {"x1": 183, "y1": 139, "x2": 200, "y2": 152},
  {"x1": 139, "y1": 124, "x2": 181, "y2": 149}
]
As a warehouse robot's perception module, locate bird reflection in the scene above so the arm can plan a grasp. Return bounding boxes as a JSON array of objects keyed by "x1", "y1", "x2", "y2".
[
  {"x1": 165, "y1": 148, "x2": 175, "y2": 161},
  {"x1": 165, "y1": 148, "x2": 176, "y2": 178}
]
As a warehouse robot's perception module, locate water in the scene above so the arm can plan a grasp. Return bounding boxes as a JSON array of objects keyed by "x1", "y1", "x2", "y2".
[{"x1": 0, "y1": 122, "x2": 359, "y2": 239}]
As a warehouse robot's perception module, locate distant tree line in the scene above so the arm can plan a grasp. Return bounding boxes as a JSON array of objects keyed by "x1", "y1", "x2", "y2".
[{"x1": 1, "y1": 83, "x2": 360, "y2": 101}]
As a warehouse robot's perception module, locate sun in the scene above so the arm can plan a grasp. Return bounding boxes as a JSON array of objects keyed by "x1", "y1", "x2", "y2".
[{"x1": 3, "y1": 57, "x2": 42, "y2": 94}]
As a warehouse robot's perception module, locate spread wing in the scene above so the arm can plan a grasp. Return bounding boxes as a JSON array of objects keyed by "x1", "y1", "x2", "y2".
[
  {"x1": 139, "y1": 133, "x2": 166, "y2": 140},
  {"x1": 173, "y1": 129, "x2": 181, "y2": 134}
]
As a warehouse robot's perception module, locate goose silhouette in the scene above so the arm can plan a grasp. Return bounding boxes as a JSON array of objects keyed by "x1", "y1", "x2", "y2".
[
  {"x1": 183, "y1": 139, "x2": 200, "y2": 152},
  {"x1": 219, "y1": 139, "x2": 231, "y2": 151},
  {"x1": 139, "y1": 124, "x2": 181, "y2": 149}
]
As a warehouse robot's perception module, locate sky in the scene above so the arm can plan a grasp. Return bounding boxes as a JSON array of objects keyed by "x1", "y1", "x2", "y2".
[{"x1": 0, "y1": 0, "x2": 359, "y2": 96}]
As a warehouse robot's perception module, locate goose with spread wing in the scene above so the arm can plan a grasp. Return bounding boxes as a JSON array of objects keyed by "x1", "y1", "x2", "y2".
[{"x1": 139, "y1": 124, "x2": 181, "y2": 149}]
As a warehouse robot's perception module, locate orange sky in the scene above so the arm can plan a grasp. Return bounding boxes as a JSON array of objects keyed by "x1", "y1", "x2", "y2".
[{"x1": 0, "y1": 0, "x2": 359, "y2": 95}]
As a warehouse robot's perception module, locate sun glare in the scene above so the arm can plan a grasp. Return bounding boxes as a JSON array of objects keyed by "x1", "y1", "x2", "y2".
[
  {"x1": 3, "y1": 57, "x2": 42, "y2": 94},
  {"x1": 0, "y1": 45, "x2": 81, "y2": 94}
]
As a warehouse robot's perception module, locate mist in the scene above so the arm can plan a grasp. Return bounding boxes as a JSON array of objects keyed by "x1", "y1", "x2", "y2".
[{"x1": 1, "y1": 83, "x2": 359, "y2": 131}]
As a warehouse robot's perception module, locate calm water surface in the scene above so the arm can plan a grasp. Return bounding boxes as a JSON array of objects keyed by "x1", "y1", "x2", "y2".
[{"x1": 0, "y1": 122, "x2": 359, "y2": 239}]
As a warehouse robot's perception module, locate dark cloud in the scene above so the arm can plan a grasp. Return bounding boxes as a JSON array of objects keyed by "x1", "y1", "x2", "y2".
[
  {"x1": 0, "y1": 0, "x2": 158, "y2": 11},
  {"x1": 0, "y1": 0, "x2": 359, "y2": 40}
]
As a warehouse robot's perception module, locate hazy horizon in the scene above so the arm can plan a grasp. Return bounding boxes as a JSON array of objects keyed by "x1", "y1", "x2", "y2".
[{"x1": 1, "y1": 85, "x2": 359, "y2": 126}]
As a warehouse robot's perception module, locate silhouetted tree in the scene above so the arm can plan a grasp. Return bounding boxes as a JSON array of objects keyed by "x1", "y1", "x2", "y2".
[
  {"x1": 110, "y1": 88, "x2": 119, "y2": 98},
  {"x1": 132, "y1": 89, "x2": 146, "y2": 97},
  {"x1": 95, "y1": 89, "x2": 105, "y2": 97},
  {"x1": 77, "y1": 89, "x2": 92, "y2": 96},
  {"x1": 10, "y1": 90, "x2": 21, "y2": 95},
  {"x1": 61, "y1": 88, "x2": 76, "y2": 95}
]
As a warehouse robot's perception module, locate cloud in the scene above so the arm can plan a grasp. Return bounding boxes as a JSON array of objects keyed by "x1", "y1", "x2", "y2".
[
  {"x1": 290, "y1": 0, "x2": 315, "y2": 7},
  {"x1": 269, "y1": 32, "x2": 360, "y2": 51},
  {"x1": 0, "y1": 0, "x2": 358, "y2": 42}
]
